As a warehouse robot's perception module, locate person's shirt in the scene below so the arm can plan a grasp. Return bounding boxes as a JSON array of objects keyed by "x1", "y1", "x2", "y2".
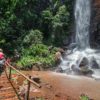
[{"x1": 0, "y1": 52, "x2": 4, "y2": 60}]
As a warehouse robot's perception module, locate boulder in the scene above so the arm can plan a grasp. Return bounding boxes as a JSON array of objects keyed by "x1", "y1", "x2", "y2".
[
  {"x1": 91, "y1": 57, "x2": 99, "y2": 69},
  {"x1": 79, "y1": 57, "x2": 90, "y2": 72},
  {"x1": 80, "y1": 65, "x2": 90, "y2": 73},
  {"x1": 58, "y1": 48, "x2": 65, "y2": 53},
  {"x1": 79, "y1": 57, "x2": 89, "y2": 67},
  {"x1": 55, "y1": 52, "x2": 62, "y2": 66}
]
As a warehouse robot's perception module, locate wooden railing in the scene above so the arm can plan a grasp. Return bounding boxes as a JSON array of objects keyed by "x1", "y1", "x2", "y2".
[{"x1": 5, "y1": 61, "x2": 41, "y2": 100}]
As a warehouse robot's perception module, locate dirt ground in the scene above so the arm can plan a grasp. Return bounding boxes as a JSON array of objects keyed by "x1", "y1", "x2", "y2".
[{"x1": 14, "y1": 71, "x2": 100, "y2": 100}]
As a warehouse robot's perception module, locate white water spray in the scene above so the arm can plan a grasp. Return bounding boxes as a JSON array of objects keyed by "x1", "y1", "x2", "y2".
[{"x1": 59, "y1": 0, "x2": 100, "y2": 78}]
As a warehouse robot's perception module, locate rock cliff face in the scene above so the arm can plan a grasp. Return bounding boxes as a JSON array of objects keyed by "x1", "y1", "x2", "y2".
[{"x1": 90, "y1": 0, "x2": 100, "y2": 48}]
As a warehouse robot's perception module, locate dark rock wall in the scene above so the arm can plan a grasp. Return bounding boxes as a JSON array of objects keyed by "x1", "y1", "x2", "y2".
[{"x1": 90, "y1": 0, "x2": 100, "y2": 48}]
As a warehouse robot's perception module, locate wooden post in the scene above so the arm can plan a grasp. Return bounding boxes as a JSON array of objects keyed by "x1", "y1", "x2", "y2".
[
  {"x1": 9, "y1": 67, "x2": 12, "y2": 79},
  {"x1": 25, "y1": 76, "x2": 31, "y2": 100}
]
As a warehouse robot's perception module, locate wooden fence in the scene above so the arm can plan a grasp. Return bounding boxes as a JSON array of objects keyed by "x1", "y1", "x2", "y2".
[{"x1": 5, "y1": 62, "x2": 41, "y2": 100}]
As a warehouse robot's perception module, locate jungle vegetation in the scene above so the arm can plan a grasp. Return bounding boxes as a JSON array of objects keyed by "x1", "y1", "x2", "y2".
[{"x1": 0, "y1": 0, "x2": 73, "y2": 69}]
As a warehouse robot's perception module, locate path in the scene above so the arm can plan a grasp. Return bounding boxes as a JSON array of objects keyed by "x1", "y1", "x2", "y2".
[{"x1": 0, "y1": 72, "x2": 18, "y2": 100}]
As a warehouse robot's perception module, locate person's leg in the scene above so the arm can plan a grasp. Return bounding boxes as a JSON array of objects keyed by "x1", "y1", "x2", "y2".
[{"x1": 0, "y1": 59, "x2": 5, "y2": 75}]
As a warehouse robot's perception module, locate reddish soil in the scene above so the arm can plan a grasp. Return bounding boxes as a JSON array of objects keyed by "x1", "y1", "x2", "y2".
[
  {"x1": 0, "y1": 72, "x2": 18, "y2": 100},
  {"x1": 16, "y1": 71, "x2": 100, "y2": 100},
  {"x1": 1, "y1": 70, "x2": 100, "y2": 100}
]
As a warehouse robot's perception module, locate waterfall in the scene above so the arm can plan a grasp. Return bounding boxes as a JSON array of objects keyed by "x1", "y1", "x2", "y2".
[
  {"x1": 58, "y1": 0, "x2": 100, "y2": 77},
  {"x1": 75, "y1": 0, "x2": 91, "y2": 49}
]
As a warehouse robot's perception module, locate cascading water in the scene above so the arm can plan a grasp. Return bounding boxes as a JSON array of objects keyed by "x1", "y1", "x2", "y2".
[
  {"x1": 59, "y1": 0, "x2": 100, "y2": 78},
  {"x1": 75, "y1": 0, "x2": 90, "y2": 49}
]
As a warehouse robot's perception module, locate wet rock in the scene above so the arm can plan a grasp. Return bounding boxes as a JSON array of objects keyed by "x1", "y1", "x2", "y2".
[
  {"x1": 79, "y1": 57, "x2": 91, "y2": 73},
  {"x1": 71, "y1": 65, "x2": 77, "y2": 71},
  {"x1": 55, "y1": 52, "x2": 62, "y2": 66},
  {"x1": 55, "y1": 52, "x2": 62, "y2": 61},
  {"x1": 71, "y1": 65, "x2": 86, "y2": 75},
  {"x1": 55, "y1": 67, "x2": 64, "y2": 73},
  {"x1": 91, "y1": 57, "x2": 99, "y2": 69},
  {"x1": 79, "y1": 57, "x2": 89, "y2": 67},
  {"x1": 80, "y1": 65, "x2": 90, "y2": 73}
]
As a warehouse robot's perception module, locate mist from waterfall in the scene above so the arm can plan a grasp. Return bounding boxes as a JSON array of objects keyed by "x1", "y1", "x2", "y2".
[{"x1": 59, "y1": 0, "x2": 100, "y2": 77}]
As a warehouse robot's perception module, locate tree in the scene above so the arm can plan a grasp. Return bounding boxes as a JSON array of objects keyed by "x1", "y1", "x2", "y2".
[
  {"x1": 52, "y1": 5, "x2": 70, "y2": 46},
  {"x1": 0, "y1": 0, "x2": 73, "y2": 54}
]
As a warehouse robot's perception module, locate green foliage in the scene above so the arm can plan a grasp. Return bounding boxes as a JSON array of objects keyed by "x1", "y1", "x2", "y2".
[
  {"x1": 0, "y1": 0, "x2": 73, "y2": 68},
  {"x1": 23, "y1": 30, "x2": 43, "y2": 47},
  {"x1": 52, "y1": 5, "x2": 70, "y2": 45},
  {"x1": 41, "y1": 10, "x2": 53, "y2": 44},
  {"x1": 80, "y1": 95, "x2": 89, "y2": 100},
  {"x1": 0, "y1": 0, "x2": 73, "y2": 49},
  {"x1": 42, "y1": 10, "x2": 53, "y2": 23},
  {"x1": 53, "y1": 5, "x2": 69, "y2": 28},
  {"x1": 22, "y1": 44, "x2": 49, "y2": 57},
  {"x1": 17, "y1": 44, "x2": 58, "y2": 69},
  {"x1": 17, "y1": 55, "x2": 55, "y2": 69}
]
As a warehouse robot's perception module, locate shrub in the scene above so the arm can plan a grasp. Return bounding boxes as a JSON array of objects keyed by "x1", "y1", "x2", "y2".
[{"x1": 17, "y1": 44, "x2": 58, "y2": 69}]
